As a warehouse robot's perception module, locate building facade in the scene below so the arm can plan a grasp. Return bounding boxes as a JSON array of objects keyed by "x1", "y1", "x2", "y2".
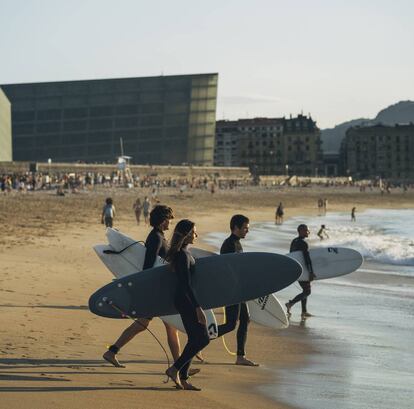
[
  {"x1": 0, "y1": 73, "x2": 218, "y2": 165},
  {"x1": 215, "y1": 114, "x2": 323, "y2": 176},
  {"x1": 0, "y1": 88, "x2": 12, "y2": 162},
  {"x1": 342, "y1": 124, "x2": 414, "y2": 180}
]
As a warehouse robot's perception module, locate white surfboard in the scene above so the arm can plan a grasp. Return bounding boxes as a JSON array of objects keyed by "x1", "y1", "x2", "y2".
[
  {"x1": 105, "y1": 228, "x2": 288, "y2": 330},
  {"x1": 94, "y1": 233, "x2": 218, "y2": 339},
  {"x1": 288, "y1": 247, "x2": 363, "y2": 281}
]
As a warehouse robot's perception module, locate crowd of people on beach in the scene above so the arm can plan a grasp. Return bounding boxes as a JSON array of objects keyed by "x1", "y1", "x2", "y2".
[
  {"x1": 0, "y1": 170, "x2": 249, "y2": 195},
  {"x1": 2, "y1": 169, "x2": 412, "y2": 196}
]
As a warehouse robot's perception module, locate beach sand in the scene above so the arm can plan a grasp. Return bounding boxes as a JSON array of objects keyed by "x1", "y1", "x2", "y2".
[{"x1": 1, "y1": 187, "x2": 413, "y2": 408}]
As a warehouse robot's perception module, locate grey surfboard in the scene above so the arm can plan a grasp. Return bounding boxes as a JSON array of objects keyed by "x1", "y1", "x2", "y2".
[{"x1": 89, "y1": 252, "x2": 301, "y2": 319}]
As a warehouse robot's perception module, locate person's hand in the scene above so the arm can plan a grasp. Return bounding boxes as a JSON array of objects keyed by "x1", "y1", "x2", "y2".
[{"x1": 196, "y1": 307, "x2": 206, "y2": 326}]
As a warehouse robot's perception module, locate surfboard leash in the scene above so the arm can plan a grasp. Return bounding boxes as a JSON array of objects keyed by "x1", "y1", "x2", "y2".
[
  {"x1": 221, "y1": 307, "x2": 237, "y2": 356},
  {"x1": 105, "y1": 300, "x2": 171, "y2": 381},
  {"x1": 103, "y1": 240, "x2": 145, "y2": 255}
]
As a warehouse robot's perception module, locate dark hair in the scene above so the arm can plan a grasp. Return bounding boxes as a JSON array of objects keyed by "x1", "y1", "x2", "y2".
[
  {"x1": 230, "y1": 214, "x2": 249, "y2": 231},
  {"x1": 105, "y1": 197, "x2": 113, "y2": 205},
  {"x1": 297, "y1": 224, "x2": 308, "y2": 232},
  {"x1": 321, "y1": 224, "x2": 325, "y2": 228},
  {"x1": 165, "y1": 219, "x2": 195, "y2": 271},
  {"x1": 149, "y1": 205, "x2": 174, "y2": 227}
]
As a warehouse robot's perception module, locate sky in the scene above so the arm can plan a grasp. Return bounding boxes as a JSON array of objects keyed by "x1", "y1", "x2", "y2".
[{"x1": 0, "y1": 0, "x2": 413, "y2": 128}]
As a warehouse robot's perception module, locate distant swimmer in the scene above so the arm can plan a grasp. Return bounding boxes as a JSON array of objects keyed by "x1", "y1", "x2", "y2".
[
  {"x1": 317, "y1": 224, "x2": 329, "y2": 240},
  {"x1": 165, "y1": 219, "x2": 210, "y2": 391},
  {"x1": 351, "y1": 207, "x2": 356, "y2": 222},
  {"x1": 103, "y1": 205, "x2": 192, "y2": 373},
  {"x1": 275, "y1": 202, "x2": 284, "y2": 225},
  {"x1": 101, "y1": 197, "x2": 115, "y2": 228},
  {"x1": 285, "y1": 224, "x2": 315, "y2": 319},
  {"x1": 216, "y1": 214, "x2": 259, "y2": 366}
]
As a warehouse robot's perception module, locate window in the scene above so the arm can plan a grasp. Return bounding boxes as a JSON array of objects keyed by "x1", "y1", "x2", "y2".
[
  {"x1": 90, "y1": 106, "x2": 113, "y2": 117},
  {"x1": 63, "y1": 121, "x2": 87, "y2": 132}
]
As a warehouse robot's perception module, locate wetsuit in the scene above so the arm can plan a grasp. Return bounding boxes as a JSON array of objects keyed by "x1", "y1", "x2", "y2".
[
  {"x1": 217, "y1": 234, "x2": 250, "y2": 357},
  {"x1": 289, "y1": 236, "x2": 314, "y2": 313},
  {"x1": 143, "y1": 228, "x2": 168, "y2": 269},
  {"x1": 173, "y1": 248, "x2": 209, "y2": 380}
]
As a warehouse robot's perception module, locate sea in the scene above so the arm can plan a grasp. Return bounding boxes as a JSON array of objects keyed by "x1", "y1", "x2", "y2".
[{"x1": 203, "y1": 209, "x2": 414, "y2": 409}]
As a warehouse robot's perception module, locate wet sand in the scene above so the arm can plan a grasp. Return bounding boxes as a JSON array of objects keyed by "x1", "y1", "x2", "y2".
[{"x1": 1, "y1": 187, "x2": 413, "y2": 408}]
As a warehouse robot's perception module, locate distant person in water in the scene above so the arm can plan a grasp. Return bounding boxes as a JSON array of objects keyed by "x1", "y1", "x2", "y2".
[
  {"x1": 285, "y1": 224, "x2": 315, "y2": 319},
  {"x1": 351, "y1": 207, "x2": 356, "y2": 222},
  {"x1": 101, "y1": 197, "x2": 115, "y2": 228},
  {"x1": 317, "y1": 224, "x2": 329, "y2": 240},
  {"x1": 275, "y1": 202, "x2": 284, "y2": 225}
]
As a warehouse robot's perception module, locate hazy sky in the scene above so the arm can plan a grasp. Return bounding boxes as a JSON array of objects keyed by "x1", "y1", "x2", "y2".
[{"x1": 1, "y1": 0, "x2": 413, "y2": 128}]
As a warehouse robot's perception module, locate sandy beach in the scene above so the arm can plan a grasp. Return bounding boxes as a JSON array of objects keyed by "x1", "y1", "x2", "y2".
[{"x1": 1, "y1": 186, "x2": 413, "y2": 408}]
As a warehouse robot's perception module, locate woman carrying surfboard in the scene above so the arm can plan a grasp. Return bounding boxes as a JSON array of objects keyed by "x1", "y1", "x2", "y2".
[{"x1": 165, "y1": 219, "x2": 210, "y2": 391}]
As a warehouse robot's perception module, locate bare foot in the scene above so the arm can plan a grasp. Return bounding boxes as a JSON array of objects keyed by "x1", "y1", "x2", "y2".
[
  {"x1": 188, "y1": 368, "x2": 201, "y2": 377},
  {"x1": 103, "y1": 351, "x2": 125, "y2": 368},
  {"x1": 235, "y1": 356, "x2": 259, "y2": 367},
  {"x1": 285, "y1": 302, "x2": 292, "y2": 315},
  {"x1": 301, "y1": 312, "x2": 313, "y2": 318},
  {"x1": 195, "y1": 353, "x2": 205, "y2": 363},
  {"x1": 165, "y1": 367, "x2": 183, "y2": 389},
  {"x1": 181, "y1": 379, "x2": 201, "y2": 391}
]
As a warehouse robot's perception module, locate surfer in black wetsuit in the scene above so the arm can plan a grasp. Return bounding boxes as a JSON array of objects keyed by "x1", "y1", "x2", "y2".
[
  {"x1": 103, "y1": 205, "x2": 185, "y2": 368},
  {"x1": 216, "y1": 214, "x2": 259, "y2": 367},
  {"x1": 285, "y1": 224, "x2": 315, "y2": 319},
  {"x1": 165, "y1": 219, "x2": 209, "y2": 391}
]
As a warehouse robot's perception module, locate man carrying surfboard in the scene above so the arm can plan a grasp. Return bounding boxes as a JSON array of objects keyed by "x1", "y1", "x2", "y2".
[
  {"x1": 216, "y1": 214, "x2": 259, "y2": 367},
  {"x1": 103, "y1": 205, "x2": 186, "y2": 369},
  {"x1": 285, "y1": 224, "x2": 315, "y2": 319}
]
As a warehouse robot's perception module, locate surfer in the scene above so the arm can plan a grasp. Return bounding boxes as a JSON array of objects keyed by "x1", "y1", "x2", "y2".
[
  {"x1": 103, "y1": 205, "x2": 187, "y2": 370},
  {"x1": 351, "y1": 207, "x2": 356, "y2": 222},
  {"x1": 165, "y1": 219, "x2": 209, "y2": 391},
  {"x1": 317, "y1": 224, "x2": 329, "y2": 240},
  {"x1": 101, "y1": 197, "x2": 115, "y2": 228},
  {"x1": 216, "y1": 214, "x2": 259, "y2": 367},
  {"x1": 285, "y1": 224, "x2": 315, "y2": 319}
]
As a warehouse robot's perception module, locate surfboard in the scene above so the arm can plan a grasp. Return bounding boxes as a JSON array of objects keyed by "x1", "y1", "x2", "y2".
[
  {"x1": 89, "y1": 252, "x2": 302, "y2": 319},
  {"x1": 105, "y1": 229, "x2": 288, "y2": 329},
  {"x1": 190, "y1": 248, "x2": 288, "y2": 329},
  {"x1": 93, "y1": 243, "x2": 219, "y2": 339},
  {"x1": 288, "y1": 247, "x2": 363, "y2": 281}
]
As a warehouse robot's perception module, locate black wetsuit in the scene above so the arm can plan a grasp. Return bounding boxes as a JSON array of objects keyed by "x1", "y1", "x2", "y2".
[
  {"x1": 173, "y1": 248, "x2": 209, "y2": 380},
  {"x1": 289, "y1": 236, "x2": 314, "y2": 313},
  {"x1": 217, "y1": 234, "x2": 250, "y2": 357},
  {"x1": 142, "y1": 228, "x2": 168, "y2": 320},
  {"x1": 143, "y1": 228, "x2": 168, "y2": 269}
]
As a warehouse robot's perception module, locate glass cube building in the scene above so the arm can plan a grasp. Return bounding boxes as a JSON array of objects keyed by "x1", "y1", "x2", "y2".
[{"x1": 0, "y1": 73, "x2": 218, "y2": 165}]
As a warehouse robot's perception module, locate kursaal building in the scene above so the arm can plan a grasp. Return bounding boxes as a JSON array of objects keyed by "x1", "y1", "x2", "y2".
[{"x1": 0, "y1": 73, "x2": 218, "y2": 165}]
